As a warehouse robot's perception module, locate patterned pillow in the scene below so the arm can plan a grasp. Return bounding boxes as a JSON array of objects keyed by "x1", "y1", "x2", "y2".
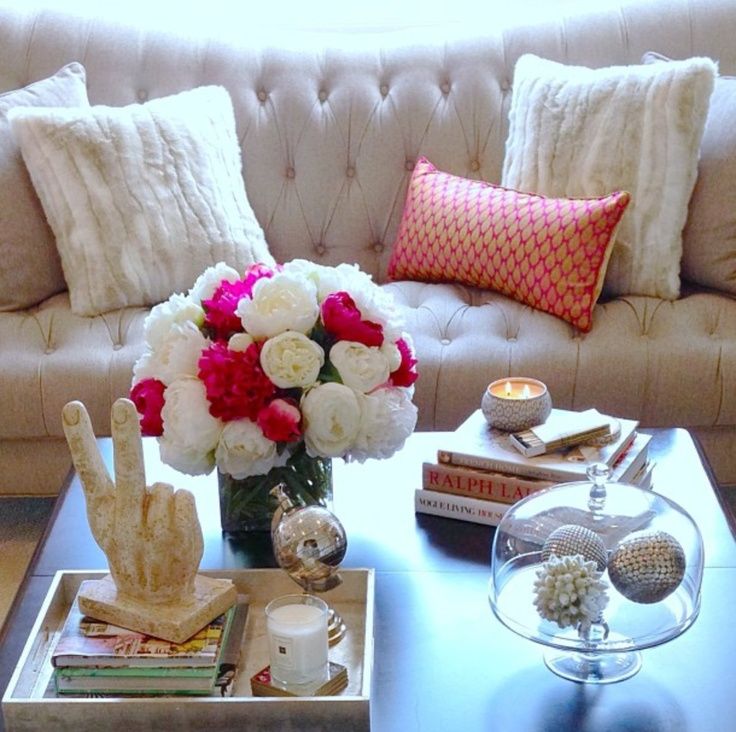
[{"x1": 387, "y1": 158, "x2": 630, "y2": 332}]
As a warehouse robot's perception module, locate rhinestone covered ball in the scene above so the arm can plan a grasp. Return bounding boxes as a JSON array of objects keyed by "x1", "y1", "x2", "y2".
[
  {"x1": 608, "y1": 530, "x2": 686, "y2": 604},
  {"x1": 542, "y1": 524, "x2": 608, "y2": 572}
]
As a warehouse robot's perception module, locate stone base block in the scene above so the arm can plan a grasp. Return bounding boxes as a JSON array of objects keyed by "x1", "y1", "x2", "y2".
[{"x1": 78, "y1": 573, "x2": 237, "y2": 644}]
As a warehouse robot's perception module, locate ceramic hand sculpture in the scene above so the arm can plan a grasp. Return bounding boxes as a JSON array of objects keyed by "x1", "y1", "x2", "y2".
[{"x1": 62, "y1": 398, "x2": 236, "y2": 643}]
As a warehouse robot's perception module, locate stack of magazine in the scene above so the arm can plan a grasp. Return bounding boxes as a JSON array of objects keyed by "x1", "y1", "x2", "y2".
[
  {"x1": 415, "y1": 408, "x2": 653, "y2": 527},
  {"x1": 51, "y1": 587, "x2": 246, "y2": 696}
]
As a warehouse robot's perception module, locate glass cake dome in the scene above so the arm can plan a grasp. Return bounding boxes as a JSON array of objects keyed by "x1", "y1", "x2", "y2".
[{"x1": 488, "y1": 464, "x2": 704, "y2": 684}]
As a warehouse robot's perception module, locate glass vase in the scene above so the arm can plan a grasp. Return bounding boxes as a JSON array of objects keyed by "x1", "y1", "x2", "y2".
[{"x1": 217, "y1": 445, "x2": 333, "y2": 533}]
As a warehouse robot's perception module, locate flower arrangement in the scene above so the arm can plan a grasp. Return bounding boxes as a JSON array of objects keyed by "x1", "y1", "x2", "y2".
[{"x1": 129, "y1": 259, "x2": 419, "y2": 482}]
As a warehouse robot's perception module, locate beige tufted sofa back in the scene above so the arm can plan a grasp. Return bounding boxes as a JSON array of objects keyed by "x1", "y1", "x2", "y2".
[{"x1": 1, "y1": 0, "x2": 736, "y2": 494}]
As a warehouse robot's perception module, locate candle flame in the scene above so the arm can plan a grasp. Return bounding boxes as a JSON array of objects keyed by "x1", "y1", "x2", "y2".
[
  {"x1": 522, "y1": 384, "x2": 531, "y2": 399},
  {"x1": 504, "y1": 381, "x2": 512, "y2": 397}
]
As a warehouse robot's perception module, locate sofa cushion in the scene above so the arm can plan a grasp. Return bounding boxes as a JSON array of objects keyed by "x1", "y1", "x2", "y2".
[
  {"x1": 643, "y1": 53, "x2": 736, "y2": 295},
  {"x1": 387, "y1": 157, "x2": 630, "y2": 332},
  {"x1": 8, "y1": 86, "x2": 272, "y2": 316},
  {"x1": 0, "y1": 62, "x2": 89, "y2": 311},
  {"x1": 502, "y1": 53, "x2": 716, "y2": 300}
]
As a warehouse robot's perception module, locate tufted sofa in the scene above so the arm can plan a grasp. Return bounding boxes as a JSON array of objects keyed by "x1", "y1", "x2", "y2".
[{"x1": 1, "y1": 0, "x2": 736, "y2": 496}]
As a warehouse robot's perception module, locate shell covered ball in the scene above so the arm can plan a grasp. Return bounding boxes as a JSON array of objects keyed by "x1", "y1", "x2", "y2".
[
  {"x1": 608, "y1": 530, "x2": 686, "y2": 604},
  {"x1": 542, "y1": 524, "x2": 608, "y2": 572}
]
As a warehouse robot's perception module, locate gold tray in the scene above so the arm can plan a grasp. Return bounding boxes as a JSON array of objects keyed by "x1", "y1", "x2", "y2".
[{"x1": 3, "y1": 569, "x2": 374, "y2": 731}]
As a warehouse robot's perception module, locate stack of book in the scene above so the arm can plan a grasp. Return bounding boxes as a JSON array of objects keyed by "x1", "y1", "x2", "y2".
[
  {"x1": 415, "y1": 408, "x2": 653, "y2": 527},
  {"x1": 51, "y1": 587, "x2": 247, "y2": 696}
]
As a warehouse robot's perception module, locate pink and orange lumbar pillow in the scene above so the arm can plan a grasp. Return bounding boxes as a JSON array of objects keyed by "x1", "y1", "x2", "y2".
[{"x1": 388, "y1": 157, "x2": 630, "y2": 332}]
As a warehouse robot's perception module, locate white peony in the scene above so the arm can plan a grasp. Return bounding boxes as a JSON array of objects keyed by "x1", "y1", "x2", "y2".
[
  {"x1": 380, "y1": 340, "x2": 402, "y2": 372},
  {"x1": 236, "y1": 272, "x2": 320, "y2": 339},
  {"x1": 330, "y1": 341, "x2": 390, "y2": 393},
  {"x1": 348, "y1": 387, "x2": 418, "y2": 462},
  {"x1": 301, "y1": 382, "x2": 363, "y2": 458},
  {"x1": 188, "y1": 261, "x2": 240, "y2": 304},
  {"x1": 144, "y1": 294, "x2": 204, "y2": 351},
  {"x1": 133, "y1": 322, "x2": 208, "y2": 385},
  {"x1": 228, "y1": 332, "x2": 254, "y2": 352},
  {"x1": 260, "y1": 331, "x2": 325, "y2": 388},
  {"x1": 159, "y1": 378, "x2": 222, "y2": 475},
  {"x1": 215, "y1": 419, "x2": 288, "y2": 479}
]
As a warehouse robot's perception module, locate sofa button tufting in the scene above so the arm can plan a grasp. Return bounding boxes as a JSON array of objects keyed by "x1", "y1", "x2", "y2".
[
  {"x1": 507, "y1": 336, "x2": 517, "y2": 342},
  {"x1": 380, "y1": 84, "x2": 389, "y2": 97},
  {"x1": 405, "y1": 159, "x2": 414, "y2": 171},
  {"x1": 346, "y1": 166, "x2": 355, "y2": 178},
  {"x1": 113, "y1": 344, "x2": 122, "y2": 351},
  {"x1": 257, "y1": 89, "x2": 268, "y2": 102},
  {"x1": 440, "y1": 81, "x2": 451, "y2": 95},
  {"x1": 318, "y1": 89, "x2": 328, "y2": 102},
  {"x1": 315, "y1": 244, "x2": 326, "y2": 255},
  {"x1": 471, "y1": 160, "x2": 481, "y2": 172},
  {"x1": 137, "y1": 89, "x2": 148, "y2": 102},
  {"x1": 286, "y1": 166, "x2": 295, "y2": 179},
  {"x1": 440, "y1": 338, "x2": 451, "y2": 346},
  {"x1": 501, "y1": 80, "x2": 511, "y2": 92},
  {"x1": 373, "y1": 242, "x2": 384, "y2": 253},
  {"x1": 44, "y1": 347, "x2": 54, "y2": 355}
]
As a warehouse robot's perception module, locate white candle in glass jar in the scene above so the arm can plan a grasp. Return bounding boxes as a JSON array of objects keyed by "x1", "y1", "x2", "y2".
[{"x1": 265, "y1": 594, "x2": 329, "y2": 687}]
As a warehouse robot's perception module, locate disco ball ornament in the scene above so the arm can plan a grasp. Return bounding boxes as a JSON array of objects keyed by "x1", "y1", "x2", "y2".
[
  {"x1": 270, "y1": 483, "x2": 348, "y2": 643},
  {"x1": 608, "y1": 530, "x2": 686, "y2": 604},
  {"x1": 541, "y1": 524, "x2": 608, "y2": 572}
]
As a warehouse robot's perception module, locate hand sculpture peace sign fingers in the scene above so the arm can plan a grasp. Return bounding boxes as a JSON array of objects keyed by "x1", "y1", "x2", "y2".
[
  {"x1": 110, "y1": 398, "x2": 146, "y2": 536},
  {"x1": 61, "y1": 400, "x2": 115, "y2": 546}
]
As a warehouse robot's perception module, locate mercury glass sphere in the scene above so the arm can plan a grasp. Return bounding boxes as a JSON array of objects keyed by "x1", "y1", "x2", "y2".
[{"x1": 270, "y1": 484, "x2": 348, "y2": 593}]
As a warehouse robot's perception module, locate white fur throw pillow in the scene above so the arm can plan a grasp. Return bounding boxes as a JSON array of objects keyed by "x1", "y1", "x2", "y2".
[
  {"x1": 502, "y1": 54, "x2": 716, "y2": 299},
  {"x1": 8, "y1": 86, "x2": 273, "y2": 316}
]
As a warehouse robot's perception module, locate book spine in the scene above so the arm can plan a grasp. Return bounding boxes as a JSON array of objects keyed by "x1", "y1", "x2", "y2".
[
  {"x1": 437, "y1": 449, "x2": 576, "y2": 482},
  {"x1": 414, "y1": 489, "x2": 509, "y2": 527},
  {"x1": 422, "y1": 462, "x2": 551, "y2": 504}
]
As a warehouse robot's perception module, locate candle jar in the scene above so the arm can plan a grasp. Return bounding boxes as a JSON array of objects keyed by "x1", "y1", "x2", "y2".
[
  {"x1": 265, "y1": 593, "x2": 329, "y2": 689},
  {"x1": 481, "y1": 377, "x2": 552, "y2": 432}
]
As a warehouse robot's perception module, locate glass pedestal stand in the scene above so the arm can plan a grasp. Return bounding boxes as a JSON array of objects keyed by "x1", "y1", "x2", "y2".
[{"x1": 544, "y1": 635, "x2": 641, "y2": 684}]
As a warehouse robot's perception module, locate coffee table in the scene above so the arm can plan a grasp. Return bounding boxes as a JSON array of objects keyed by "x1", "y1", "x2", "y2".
[{"x1": 2, "y1": 429, "x2": 736, "y2": 731}]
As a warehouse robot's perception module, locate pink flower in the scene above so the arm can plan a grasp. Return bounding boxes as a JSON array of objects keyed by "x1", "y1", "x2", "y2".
[
  {"x1": 130, "y1": 378, "x2": 166, "y2": 436},
  {"x1": 321, "y1": 291, "x2": 384, "y2": 347},
  {"x1": 198, "y1": 341, "x2": 275, "y2": 421},
  {"x1": 257, "y1": 398, "x2": 302, "y2": 443},
  {"x1": 390, "y1": 338, "x2": 419, "y2": 387},
  {"x1": 202, "y1": 264, "x2": 275, "y2": 340}
]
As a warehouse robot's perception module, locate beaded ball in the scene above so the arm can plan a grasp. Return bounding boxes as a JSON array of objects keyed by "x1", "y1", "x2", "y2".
[
  {"x1": 542, "y1": 524, "x2": 608, "y2": 572},
  {"x1": 608, "y1": 530, "x2": 686, "y2": 604}
]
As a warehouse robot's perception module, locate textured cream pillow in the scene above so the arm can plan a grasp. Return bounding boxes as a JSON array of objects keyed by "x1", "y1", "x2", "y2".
[
  {"x1": 502, "y1": 54, "x2": 716, "y2": 299},
  {"x1": 9, "y1": 85, "x2": 273, "y2": 316},
  {"x1": 0, "y1": 63, "x2": 89, "y2": 310}
]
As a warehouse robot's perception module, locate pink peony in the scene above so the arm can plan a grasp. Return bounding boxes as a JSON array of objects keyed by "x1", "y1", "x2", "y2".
[
  {"x1": 130, "y1": 378, "x2": 166, "y2": 436},
  {"x1": 321, "y1": 291, "x2": 383, "y2": 347},
  {"x1": 389, "y1": 338, "x2": 419, "y2": 387},
  {"x1": 257, "y1": 398, "x2": 302, "y2": 443},
  {"x1": 202, "y1": 264, "x2": 275, "y2": 340},
  {"x1": 198, "y1": 341, "x2": 275, "y2": 421}
]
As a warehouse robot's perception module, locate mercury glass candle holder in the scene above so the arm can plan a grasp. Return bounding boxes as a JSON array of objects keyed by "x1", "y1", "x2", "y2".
[{"x1": 481, "y1": 377, "x2": 552, "y2": 432}]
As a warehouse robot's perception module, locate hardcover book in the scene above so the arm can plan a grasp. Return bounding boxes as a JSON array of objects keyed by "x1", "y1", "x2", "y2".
[
  {"x1": 52, "y1": 594, "x2": 233, "y2": 669},
  {"x1": 424, "y1": 432, "x2": 652, "y2": 503},
  {"x1": 438, "y1": 409, "x2": 639, "y2": 483}
]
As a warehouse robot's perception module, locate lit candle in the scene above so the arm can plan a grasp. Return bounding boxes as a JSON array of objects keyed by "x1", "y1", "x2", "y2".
[
  {"x1": 265, "y1": 594, "x2": 329, "y2": 688},
  {"x1": 482, "y1": 377, "x2": 552, "y2": 431}
]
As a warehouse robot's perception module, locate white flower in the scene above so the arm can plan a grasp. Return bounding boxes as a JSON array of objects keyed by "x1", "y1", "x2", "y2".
[
  {"x1": 301, "y1": 382, "x2": 363, "y2": 458},
  {"x1": 188, "y1": 262, "x2": 240, "y2": 304},
  {"x1": 330, "y1": 341, "x2": 390, "y2": 393},
  {"x1": 133, "y1": 322, "x2": 208, "y2": 385},
  {"x1": 159, "y1": 378, "x2": 222, "y2": 475},
  {"x1": 228, "y1": 333, "x2": 254, "y2": 352},
  {"x1": 380, "y1": 340, "x2": 402, "y2": 373},
  {"x1": 215, "y1": 419, "x2": 288, "y2": 479},
  {"x1": 348, "y1": 387, "x2": 418, "y2": 461},
  {"x1": 144, "y1": 294, "x2": 204, "y2": 351},
  {"x1": 260, "y1": 331, "x2": 325, "y2": 389},
  {"x1": 236, "y1": 272, "x2": 319, "y2": 339}
]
